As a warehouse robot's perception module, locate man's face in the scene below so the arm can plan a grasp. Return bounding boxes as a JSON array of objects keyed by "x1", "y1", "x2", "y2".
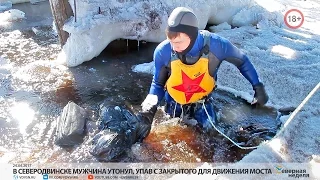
[{"x1": 168, "y1": 33, "x2": 191, "y2": 53}]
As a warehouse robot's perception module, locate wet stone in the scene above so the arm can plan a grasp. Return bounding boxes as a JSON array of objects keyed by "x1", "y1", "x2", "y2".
[{"x1": 54, "y1": 101, "x2": 88, "y2": 146}]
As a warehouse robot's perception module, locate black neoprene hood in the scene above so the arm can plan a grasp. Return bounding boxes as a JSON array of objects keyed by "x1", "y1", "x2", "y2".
[{"x1": 166, "y1": 7, "x2": 199, "y2": 55}]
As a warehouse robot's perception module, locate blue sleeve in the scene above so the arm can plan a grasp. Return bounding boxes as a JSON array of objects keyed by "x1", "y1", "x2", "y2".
[
  {"x1": 148, "y1": 41, "x2": 171, "y2": 104},
  {"x1": 211, "y1": 35, "x2": 260, "y2": 86}
]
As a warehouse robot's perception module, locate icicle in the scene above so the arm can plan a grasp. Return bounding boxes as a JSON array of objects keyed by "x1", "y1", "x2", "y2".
[
  {"x1": 137, "y1": 36, "x2": 140, "y2": 51},
  {"x1": 126, "y1": 39, "x2": 129, "y2": 53},
  {"x1": 74, "y1": 0, "x2": 77, "y2": 22}
]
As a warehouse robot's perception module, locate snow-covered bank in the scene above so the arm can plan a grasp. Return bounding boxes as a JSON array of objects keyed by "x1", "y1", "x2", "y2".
[
  {"x1": 1, "y1": 0, "x2": 28, "y2": 5},
  {"x1": 0, "y1": 0, "x2": 47, "y2": 5},
  {"x1": 58, "y1": 0, "x2": 284, "y2": 66},
  {"x1": 0, "y1": 9, "x2": 25, "y2": 22}
]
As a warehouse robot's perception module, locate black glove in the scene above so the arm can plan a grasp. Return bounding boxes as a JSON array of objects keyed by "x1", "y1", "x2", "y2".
[
  {"x1": 253, "y1": 83, "x2": 269, "y2": 106},
  {"x1": 135, "y1": 105, "x2": 157, "y2": 142}
]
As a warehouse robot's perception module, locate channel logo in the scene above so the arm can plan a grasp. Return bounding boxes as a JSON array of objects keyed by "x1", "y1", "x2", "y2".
[
  {"x1": 43, "y1": 174, "x2": 49, "y2": 180},
  {"x1": 274, "y1": 165, "x2": 283, "y2": 174},
  {"x1": 88, "y1": 174, "x2": 94, "y2": 179},
  {"x1": 13, "y1": 175, "x2": 19, "y2": 180}
]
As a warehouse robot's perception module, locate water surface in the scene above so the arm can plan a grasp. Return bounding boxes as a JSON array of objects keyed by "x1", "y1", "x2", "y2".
[{"x1": 0, "y1": 19, "x2": 281, "y2": 164}]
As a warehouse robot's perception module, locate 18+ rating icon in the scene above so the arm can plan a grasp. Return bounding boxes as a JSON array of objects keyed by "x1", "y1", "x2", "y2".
[{"x1": 284, "y1": 9, "x2": 304, "y2": 29}]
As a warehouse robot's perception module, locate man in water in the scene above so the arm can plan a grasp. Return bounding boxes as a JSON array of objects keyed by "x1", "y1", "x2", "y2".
[
  {"x1": 135, "y1": 7, "x2": 269, "y2": 142},
  {"x1": 90, "y1": 7, "x2": 269, "y2": 161}
]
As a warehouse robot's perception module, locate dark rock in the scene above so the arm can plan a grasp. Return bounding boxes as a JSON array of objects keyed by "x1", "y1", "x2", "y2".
[{"x1": 55, "y1": 101, "x2": 88, "y2": 146}]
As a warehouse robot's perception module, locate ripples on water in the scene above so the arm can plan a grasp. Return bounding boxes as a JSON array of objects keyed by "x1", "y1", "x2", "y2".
[{"x1": 0, "y1": 26, "x2": 281, "y2": 164}]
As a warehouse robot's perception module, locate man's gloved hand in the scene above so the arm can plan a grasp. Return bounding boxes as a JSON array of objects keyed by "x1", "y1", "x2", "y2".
[
  {"x1": 141, "y1": 94, "x2": 158, "y2": 112},
  {"x1": 252, "y1": 83, "x2": 269, "y2": 106}
]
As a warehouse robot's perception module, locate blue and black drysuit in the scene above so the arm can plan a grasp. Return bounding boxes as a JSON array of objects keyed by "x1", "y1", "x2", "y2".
[{"x1": 147, "y1": 30, "x2": 261, "y2": 129}]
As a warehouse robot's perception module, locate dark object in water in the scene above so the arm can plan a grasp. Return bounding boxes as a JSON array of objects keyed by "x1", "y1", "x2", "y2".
[
  {"x1": 90, "y1": 129, "x2": 127, "y2": 161},
  {"x1": 55, "y1": 101, "x2": 88, "y2": 146},
  {"x1": 90, "y1": 105, "x2": 140, "y2": 161},
  {"x1": 233, "y1": 123, "x2": 276, "y2": 147}
]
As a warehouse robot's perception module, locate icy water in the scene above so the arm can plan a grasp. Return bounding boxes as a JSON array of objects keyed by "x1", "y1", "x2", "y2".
[{"x1": 0, "y1": 19, "x2": 282, "y2": 163}]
